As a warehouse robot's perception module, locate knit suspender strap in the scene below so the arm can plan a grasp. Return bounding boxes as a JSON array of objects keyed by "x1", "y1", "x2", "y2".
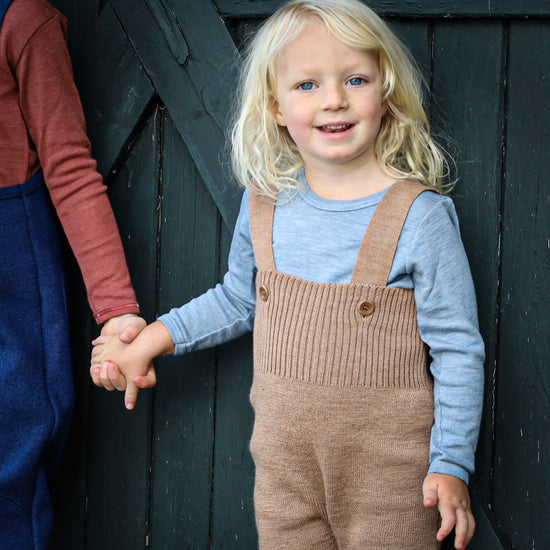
[
  {"x1": 249, "y1": 180, "x2": 435, "y2": 284},
  {"x1": 351, "y1": 180, "x2": 434, "y2": 286},
  {"x1": 249, "y1": 192, "x2": 277, "y2": 271}
]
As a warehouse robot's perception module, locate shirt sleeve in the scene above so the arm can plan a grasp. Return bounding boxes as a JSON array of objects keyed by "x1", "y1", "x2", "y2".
[
  {"x1": 407, "y1": 197, "x2": 485, "y2": 484},
  {"x1": 159, "y1": 191, "x2": 257, "y2": 354},
  {"x1": 15, "y1": 14, "x2": 139, "y2": 323}
]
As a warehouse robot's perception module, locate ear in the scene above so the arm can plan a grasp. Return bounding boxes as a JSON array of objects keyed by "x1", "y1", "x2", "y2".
[{"x1": 271, "y1": 97, "x2": 287, "y2": 127}]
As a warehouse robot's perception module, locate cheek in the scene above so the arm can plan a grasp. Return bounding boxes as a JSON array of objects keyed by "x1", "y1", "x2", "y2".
[
  {"x1": 362, "y1": 102, "x2": 386, "y2": 135},
  {"x1": 364, "y1": 97, "x2": 385, "y2": 118},
  {"x1": 283, "y1": 113, "x2": 311, "y2": 146},
  {"x1": 281, "y1": 103, "x2": 311, "y2": 132}
]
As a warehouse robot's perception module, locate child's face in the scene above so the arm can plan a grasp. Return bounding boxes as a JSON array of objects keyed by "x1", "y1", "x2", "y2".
[{"x1": 272, "y1": 20, "x2": 386, "y2": 175}]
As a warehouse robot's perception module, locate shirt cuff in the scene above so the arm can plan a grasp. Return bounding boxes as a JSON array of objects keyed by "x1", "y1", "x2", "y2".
[
  {"x1": 428, "y1": 462, "x2": 470, "y2": 485},
  {"x1": 94, "y1": 303, "x2": 140, "y2": 325}
]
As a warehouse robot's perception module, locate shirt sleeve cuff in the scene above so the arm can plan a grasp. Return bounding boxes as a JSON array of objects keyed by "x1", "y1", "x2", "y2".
[
  {"x1": 428, "y1": 462, "x2": 470, "y2": 485},
  {"x1": 94, "y1": 303, "x2": 140, "y2": 325}
]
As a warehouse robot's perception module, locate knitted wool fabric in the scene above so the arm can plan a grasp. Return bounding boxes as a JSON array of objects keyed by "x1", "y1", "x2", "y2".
[{"x1": 249, "y1": 180, "x2": 441, "y2": 550}]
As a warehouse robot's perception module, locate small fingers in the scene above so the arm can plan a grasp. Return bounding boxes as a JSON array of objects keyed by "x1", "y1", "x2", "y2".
[
  {"x1": 93, "y1": 361, "x2": 127, "y2": 392},
  {"x1": 90, "y1": 364, "x2": 102, "y2": 387},
  {"x1": 92, "y1": 335, "x2": 108, "y2": 346},
  {"x1": 124, "y1": 380, "x2": 140, "y2": 410},
  {"x1": 437, "y1": 501, "x2": 475, "y2": 550},
  {"x1": 104, "y1": 361, "x2": 127, "y2": 392},
  {"x1": 90, "y1": 345, "x2": 105, "y2": 369},
  {"x1": 437, "y1": 502, "x2": 457, "y2": 542},
  {"x1": 97, "y1": 361, "x2": 118, "y2": 391},
  {"x1": 453, "y1": 506, "x2": 475, "y2": 549}
]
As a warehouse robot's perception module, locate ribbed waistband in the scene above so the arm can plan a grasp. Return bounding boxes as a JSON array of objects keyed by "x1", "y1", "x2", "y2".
[{"x1": 253, "y1": 270, "x2": 432, "y2": 389}]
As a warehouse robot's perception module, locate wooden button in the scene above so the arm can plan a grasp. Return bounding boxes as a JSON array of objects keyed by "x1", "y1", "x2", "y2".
[
  {"x1": 358, "y1": 300, "x2": 375, "y2": 317},
  {"x1": 259, "y1": 285, "x2": 269, "y2": 301}
]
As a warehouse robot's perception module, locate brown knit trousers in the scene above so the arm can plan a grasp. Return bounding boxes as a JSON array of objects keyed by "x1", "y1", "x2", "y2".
[{"x1": 249, "y1": 182, "x2": 441, "y2": 549}]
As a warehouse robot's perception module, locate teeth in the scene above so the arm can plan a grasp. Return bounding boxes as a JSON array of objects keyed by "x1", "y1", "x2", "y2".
[{"x1": 321, "y1": 124, "x2": 351, "y2": 132}]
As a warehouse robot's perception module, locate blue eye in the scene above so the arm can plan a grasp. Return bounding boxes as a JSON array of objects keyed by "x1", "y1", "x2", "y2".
[
  {"x1": 298, "y1": 82, "x2": 316, "y2": 91},
  {"x1": 348, "y1": 77, "x2": 365, "y2": 86}
]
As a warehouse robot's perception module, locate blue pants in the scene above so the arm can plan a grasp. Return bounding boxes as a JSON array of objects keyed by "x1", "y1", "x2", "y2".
[{"x1": 0, "y1": 173, "x2": 73, "y2": 550}]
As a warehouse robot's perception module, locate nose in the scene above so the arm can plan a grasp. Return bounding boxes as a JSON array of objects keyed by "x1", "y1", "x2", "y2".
[{"x1": 321, "y1": 83, "x2": 348, "y2": 110}]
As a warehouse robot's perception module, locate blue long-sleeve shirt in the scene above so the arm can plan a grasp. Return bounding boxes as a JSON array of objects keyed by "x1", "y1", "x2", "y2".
[{"x1": 159, "y1": 175, "x2": 485, "y2": 484}]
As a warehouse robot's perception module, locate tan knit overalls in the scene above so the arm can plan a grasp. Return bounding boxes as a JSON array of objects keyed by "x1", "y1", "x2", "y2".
[{"x1": 248, "y1": 180, "x2": 441, "y2": 550}]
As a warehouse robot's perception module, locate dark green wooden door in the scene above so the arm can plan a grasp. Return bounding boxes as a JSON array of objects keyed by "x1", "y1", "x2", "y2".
[
  {"x1": 48, "y1": 1, "x2": 549, "y2": 549},
  {"x1": 49, "y1": 1, "x2": 254, "y2": 549}
]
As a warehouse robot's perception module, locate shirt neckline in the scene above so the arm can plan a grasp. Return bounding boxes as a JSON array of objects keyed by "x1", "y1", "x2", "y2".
[{"x1": 290, "y1": 169, "x2": 393, "y2": 212}]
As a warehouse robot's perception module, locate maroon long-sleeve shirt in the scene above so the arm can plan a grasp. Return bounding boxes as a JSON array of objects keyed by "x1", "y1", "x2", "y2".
[{"x1": 0, "y1": 0, "x2": 139, "y2": 324}]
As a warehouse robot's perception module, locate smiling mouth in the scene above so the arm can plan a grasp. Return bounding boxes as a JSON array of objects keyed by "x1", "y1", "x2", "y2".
[{"x1": 318, "y1": 123, "x2": 353, "y2": 133}]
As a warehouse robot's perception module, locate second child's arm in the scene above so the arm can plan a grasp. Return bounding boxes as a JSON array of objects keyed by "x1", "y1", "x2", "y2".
[{"x1": 92, "y1": 192, "x2": 258, "y2": 405}]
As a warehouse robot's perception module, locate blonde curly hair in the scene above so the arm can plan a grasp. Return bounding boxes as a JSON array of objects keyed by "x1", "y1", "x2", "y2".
[{"x1": 230, "y1": 0, "x2": 453, "y2": 198}]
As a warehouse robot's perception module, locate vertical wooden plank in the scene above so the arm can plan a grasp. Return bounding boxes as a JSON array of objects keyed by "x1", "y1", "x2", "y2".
[
  {"x1": 431, "y1": 20, "x2": 504, "y2": 504},
  {"x1": 211, "y1": 227, "x2": 257, "y2": 550},
  {"x1": 49, "y1": 0, "x2": 99, "y2": 59},
  {"x1": 388, "y1": 18, "x2": 434, "y2": 149},
  {"x1": 468, "y1": 496, "x2": 504, "y2": 550},
  {"x1": 494, "y1": 19, "x2": 550, "y2": 550},
  {"x1": 85, "y1": 106, "x2": 161, "y2": 550},
  {"x1": 149, "y1": 114, "x2": 219, "y2": 549},
  {"x1": 389, "y1": 18, "x2": 432, "y2": 81},
  {"x1": 48, "y1": 3, "x2": 155, "y2": 549}
]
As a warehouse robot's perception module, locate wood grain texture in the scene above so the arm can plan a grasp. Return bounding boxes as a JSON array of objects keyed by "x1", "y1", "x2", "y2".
[
  {"x1": 109, "y1": 0, "x2": 243, "y2": 231},
  {"x1": 75, "y1": 4, "x2": 154, "y2": 178},
  {"x1": 85, "y1": 106, "x2": 161, "y2": 550},
  {"x1": 216, "y1": 0, "x2": 550, "y2": 17},
  {"x1": 45, "y1": 1, "x2": 550, "y2": 548},
  {"x1": 494, "y1": 19, "x2": 550, "y2": 550},
  {"x1": 431, "y1": 19, "x2": 505, "y2": 503},
  {"x1": 150, "y1": 114, "x2": 219, "y2": 549}
]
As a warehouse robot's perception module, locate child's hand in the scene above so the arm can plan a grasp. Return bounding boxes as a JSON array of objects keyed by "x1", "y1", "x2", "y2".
[
  {"x1": 90, "y1": 314, "x2": 146, "y2": 388},
  {"x1": 91, "y1": 320, "x2": 171, "y2": 409},
  {"x1": 423, "y1": 473, "x2": 475, "y2": 550},
  {"x1": 91, "y1": 333, "x2": 156, "y2": 410},
  {"x1": 101, "y1": 313, "x2": 147, "y2": 342}
]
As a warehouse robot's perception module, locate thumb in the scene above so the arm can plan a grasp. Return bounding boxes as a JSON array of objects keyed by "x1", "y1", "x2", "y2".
[
  {"x1": 119, "y1": 317, "x2": 147, "y2": 343},
  {"x1": 134, "y1": 364, "x2": 157, "y2": 389},
  {"x1": 422, "y1": 476, "x2": 439, "y2": 509}
]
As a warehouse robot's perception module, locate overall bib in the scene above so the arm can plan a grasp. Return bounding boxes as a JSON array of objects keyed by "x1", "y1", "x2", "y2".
[
  {"x1": 248, "y1": 180, "x2": 441, "y2": 549},
  {"x1": 0, "y1": 5, "x2": 74, "y2": 539}
]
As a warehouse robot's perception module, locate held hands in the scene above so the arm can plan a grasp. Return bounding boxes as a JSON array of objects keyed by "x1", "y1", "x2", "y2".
[
  {"x1": 90, "y1": 313, "x2": 145, "y2": 388},
  {"x1": 90, "y1": 314, "x2": 157, "y2": 410},
  {"x1": 423, "y1": 473, "x2": 475, "y2": 550}
]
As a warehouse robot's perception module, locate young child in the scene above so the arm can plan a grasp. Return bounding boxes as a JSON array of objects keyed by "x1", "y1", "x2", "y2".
[{"x1": 91, "y1": 1, "x2": 485, "y2": 548}]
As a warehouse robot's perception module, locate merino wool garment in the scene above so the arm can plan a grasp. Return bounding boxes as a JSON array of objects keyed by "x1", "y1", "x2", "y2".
[
  {"x1": 0, "y1": 172, "x2": 73, "y2": 550},
  {"x1": 248, "y1": 180, "x2": 441, "y2": 550}
]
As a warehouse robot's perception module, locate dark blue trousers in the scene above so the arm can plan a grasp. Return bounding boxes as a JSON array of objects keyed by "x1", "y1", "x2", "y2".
[{"x1": 0, "y1": 173, "x2": 73, "y2": 550}]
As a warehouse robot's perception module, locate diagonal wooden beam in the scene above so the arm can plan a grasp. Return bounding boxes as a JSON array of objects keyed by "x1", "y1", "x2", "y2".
[
  {"x1": 110, "y1": 0, "x2": 243, "y2": 231},
  {"x1": 77, "y1": 3, "x2": 155, "y2": 177}
]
